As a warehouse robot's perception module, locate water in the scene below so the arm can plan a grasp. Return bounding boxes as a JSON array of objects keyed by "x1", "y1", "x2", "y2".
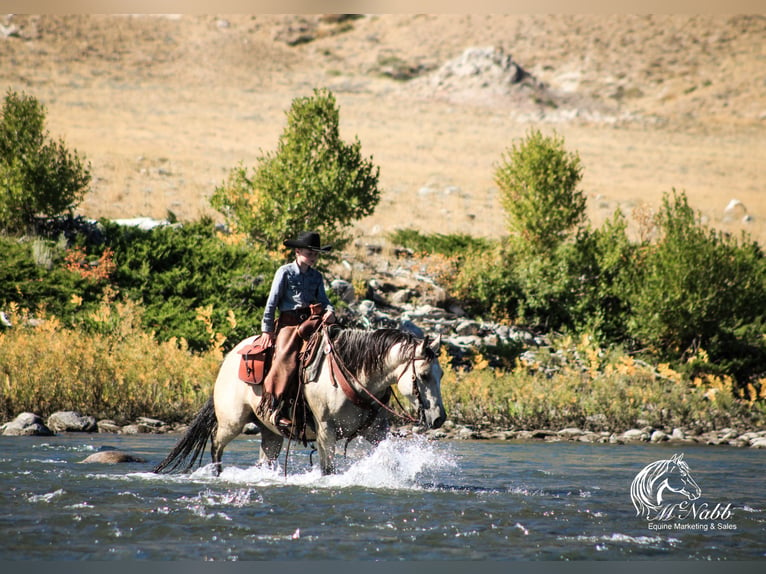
[{"x1": 1, "y1": 433, "x2": 764, "y2": 561}]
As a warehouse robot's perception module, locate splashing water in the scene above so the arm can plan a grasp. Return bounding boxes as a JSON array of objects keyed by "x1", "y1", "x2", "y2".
[
  {"x1": 329, "y1": 435, "x2": 459, "y2": 489},
  {"x1": 143, "y1": 434, "x2": 459, "y2": 491}
]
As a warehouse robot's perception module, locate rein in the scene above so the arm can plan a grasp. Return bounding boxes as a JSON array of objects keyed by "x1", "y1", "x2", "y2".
[{"x1": 323, "y1": 326, "x2": 421, "y2": 424}]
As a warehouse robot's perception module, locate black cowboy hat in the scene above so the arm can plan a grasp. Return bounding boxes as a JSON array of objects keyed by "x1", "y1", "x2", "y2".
[{"x1": 283, "y1": 231, "x2": 332, "y2": 252}]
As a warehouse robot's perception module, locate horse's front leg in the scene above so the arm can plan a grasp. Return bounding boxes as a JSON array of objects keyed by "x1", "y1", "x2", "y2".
[
  {"x1": 360, "y1": 411, "x2": 390, "y2": 446},
  {"x1": 315, "y1": 420, "x2": 337, "y2": 475},
  {"x1": 257, "y1": 425, "x2": 284, "y2": 468}
]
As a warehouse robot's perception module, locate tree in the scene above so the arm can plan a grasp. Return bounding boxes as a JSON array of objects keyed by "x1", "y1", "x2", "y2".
[
  {"x1": 626, "y1": 190, "x2": 766, "y2": 366},
  {"x1": 0, "y1": 90, "x2": 91, "y2": 233},
  {"x1": 494, "y1": 129, "x2": 585, "y2": 253},
  {"x1": 211, "y1": 88, "x2": 381, "y2": 251}
]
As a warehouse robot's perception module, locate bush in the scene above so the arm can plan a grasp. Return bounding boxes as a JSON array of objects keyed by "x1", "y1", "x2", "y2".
[
  {"x1": 0, "y1": 234, "x2": 105, "y2": 322},
  {"x1": 388, "y1": 229, "x2": 491, "y2": 257},
  {"x1": 625, "y1": 190, "x2": 766, "y2": 377},
  {"x1": 0, "y1": 301, "x2": 217, "y2": 423},
  {"x1": 449, "y1": 239, "x2": 522, "y2": 320},
  {"x1": 0, "y1": 90, "x2": 91, "y2": 233},
  {"x1": 494, "y1": 129, "x2": 585, "y2": 253},
  {"x1": 101, "y1": 218, "x2": 280, "y2": 352},
  {"x1": 511, "y1": 210, "x2": 634, "y2": 340},
  {"x1": 211, "y1": 88, "x2": 381, "y2": 251}
]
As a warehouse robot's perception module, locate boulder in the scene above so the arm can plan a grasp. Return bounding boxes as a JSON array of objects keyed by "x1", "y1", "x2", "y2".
[
  {"x1": 330, "y1": 279, "x2": 355, "y2": 304},
  {"x1": 97, "y1": 420, "x2": 122, "y2": 433},
  {"x1": 2, "y1": 412, "x2": 53, "y2": 436},
  {"x1": 621, "y1": 428, "x2": 650, "y2": 442},
  {"x1": 79, "y1": 448, "x2": 146, "y2": 464},
  {"x1": 557, "y1": 427, "x2": 584, "y2": 438},
  {"x1": 47, "y1": 411, "x2": 97, "y2": 433},
  {"x1": 120, "y1": 423, "x2": 154, "y2": 434},
  {"x1": 670, "y1": 428, "x2": 686, "y2": 440},
  {"x1": 650, "y1": 430, "x2": 669, "y2": 443}
]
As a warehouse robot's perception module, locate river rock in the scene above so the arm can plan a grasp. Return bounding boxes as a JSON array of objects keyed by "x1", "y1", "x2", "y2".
[
  {"x1": 1, "y1": 412, "x2": 54, "y2": 436},
  {"x1": 750, "y1": 437, "x2": 766, "y2": 449},
  {"x1": 578, "y1": 432, "x2": 603, "y2": 443},
  {"x1": 120, "y1": 423, "x2": 154, "y2": 434},
  {"x1": 79, "y1": 448, "x2": 146, "y2": 464},
  {"x1": 650, "y1": 430, "x2": 669, "y2": 443},
  {"x1": 530, "y1": 429, "x2": 557, "y2": 439},
  {"x1": 47, "y1": 411, "x2": 97, "y2": 433},
  {"x1": 455, "y1": 425, "x2": 483, "y2": 439},
  {"x1": 621, "y1": 429, "x2": 649, "y2": 442},
  {"x1": 670, "y1": 428, "x2": 686, "y2": 440},
  {"x1": 97, "y1": 420, "x2": 122, "y2": 433}
]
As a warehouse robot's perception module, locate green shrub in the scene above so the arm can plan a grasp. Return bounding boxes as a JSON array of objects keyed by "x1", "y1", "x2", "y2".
[
  {"x1": 211, "y1": 88, "x2": 381, "y2": 251},
  {"x1": 388, "y1": 229, "x2": 491, "y2": 257},
  {"x1": 0, "y1": 234, "x2": 104, "y2": 322},
  {"x1": 494, "y1": 129, "x2": 585, "y2": 253},
  {"x1": 449, "y1": 239, "x2": 522, "y2": 320},
  {"x1": 626, "y1": 190, "x2": 766, "y2": 376},
  {"x1": 0, "y1": 90, "x2": 91, "y2": 233},
  {"x1": 101, "y1": 218, "x2": 279, "y2": 352}
]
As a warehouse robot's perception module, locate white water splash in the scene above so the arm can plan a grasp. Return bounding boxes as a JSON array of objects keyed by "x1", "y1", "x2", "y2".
[
  {"x1": 184, "y1": 488, "x2": 264, "y2": 507},
  {"x1": 324, "y1": 435, "x2": 458, "y2": 489},
  {"x1": 26, "y1": 489, "x2": 66, "y2": 503},
  {"x1": 559, "y1": 533, "x2": 682, "y2": 547},
  {"x1": 130, "y1": 435, "x2": 458, "y2": 491}
]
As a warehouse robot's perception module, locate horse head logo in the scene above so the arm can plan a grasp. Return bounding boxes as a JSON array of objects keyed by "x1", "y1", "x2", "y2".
[{"x1": 630, "y1": 453, "x2": 702, "y2": 520}]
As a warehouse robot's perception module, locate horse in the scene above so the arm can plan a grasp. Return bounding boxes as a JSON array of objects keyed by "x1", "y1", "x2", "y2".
[
  {"x1": 153, "y1": 327, "x2": 446, "y2": 476},
  {"x1": 630, "y1": 453, "x2": 702, "y2": 519}
]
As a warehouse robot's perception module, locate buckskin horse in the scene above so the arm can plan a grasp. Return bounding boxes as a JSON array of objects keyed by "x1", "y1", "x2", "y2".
[{"x1": 153, "y1": 327, "x2": 446, "y2": 476}]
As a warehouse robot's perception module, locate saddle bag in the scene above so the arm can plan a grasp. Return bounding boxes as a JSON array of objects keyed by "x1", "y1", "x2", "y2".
[{"x1": 237, "y1": 336, "x2": 273, "y2": 385}]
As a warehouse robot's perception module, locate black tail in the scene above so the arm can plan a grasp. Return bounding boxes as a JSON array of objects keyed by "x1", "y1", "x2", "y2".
[{"x1": 153, "y1": 396, "x2": 217, "y2": 473}]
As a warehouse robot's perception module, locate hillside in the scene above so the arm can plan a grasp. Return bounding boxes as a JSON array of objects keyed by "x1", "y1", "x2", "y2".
[{"x1": 1, "y1": 14, "x2": 764, "y2": 243}]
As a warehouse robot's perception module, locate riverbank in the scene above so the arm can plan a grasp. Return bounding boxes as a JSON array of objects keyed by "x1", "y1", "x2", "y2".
[{"x1": 3, "y1": 410, "x2": 766, "y2": 450}]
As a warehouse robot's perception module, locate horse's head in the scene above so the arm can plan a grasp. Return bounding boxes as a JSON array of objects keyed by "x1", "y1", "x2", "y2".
[{"x1": 397, "y1": 334, "x2": 446, "y2": 430}]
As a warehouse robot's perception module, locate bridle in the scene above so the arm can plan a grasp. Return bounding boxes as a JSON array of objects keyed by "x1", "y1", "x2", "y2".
[{"x1": 323, "y1": 326, "x2": 431, "y2": 425}]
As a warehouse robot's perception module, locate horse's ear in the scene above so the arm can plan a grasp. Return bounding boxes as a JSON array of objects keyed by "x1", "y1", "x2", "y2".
[
  {"x1": 671, "y1": 453, "x2": 684, "y2": 463},
  {"x1": 428, "y1": 334, "x2": 441, "y2": 354}
]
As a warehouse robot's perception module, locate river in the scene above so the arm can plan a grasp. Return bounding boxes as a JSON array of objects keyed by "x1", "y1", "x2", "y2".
[{"x1": 0, "y1": 433, "x2": 763, "y2": 561}]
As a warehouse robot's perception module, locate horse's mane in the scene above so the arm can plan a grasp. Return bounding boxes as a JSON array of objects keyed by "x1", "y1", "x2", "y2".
[{"x1": 331, "y1": 328, "x2": 432, "y2": 377}]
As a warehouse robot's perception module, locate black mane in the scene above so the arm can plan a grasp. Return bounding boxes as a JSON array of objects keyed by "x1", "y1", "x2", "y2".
[{"x1": 331, "y1": 328, "x2": 430, "y2": 377}]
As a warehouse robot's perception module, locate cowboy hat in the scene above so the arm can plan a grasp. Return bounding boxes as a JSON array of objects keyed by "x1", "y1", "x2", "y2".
[{"x1": 283, "y1": 231, "x2": 332, "y2": 252}]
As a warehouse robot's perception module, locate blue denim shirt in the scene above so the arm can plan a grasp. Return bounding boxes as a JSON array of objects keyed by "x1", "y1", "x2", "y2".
[{"x1": 261, "y1": 261, "x2": 334, "y2": 333}]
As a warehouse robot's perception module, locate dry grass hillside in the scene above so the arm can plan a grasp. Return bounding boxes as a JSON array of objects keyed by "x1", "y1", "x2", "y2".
[{"x1": 1, "y1": 13, "x2": 764, "y2": 244}]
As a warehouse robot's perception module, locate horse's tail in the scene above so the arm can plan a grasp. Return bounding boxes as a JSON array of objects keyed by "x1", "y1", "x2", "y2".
[{"x1": 153, "y1": 396, "x2": 217, "y2": 474}]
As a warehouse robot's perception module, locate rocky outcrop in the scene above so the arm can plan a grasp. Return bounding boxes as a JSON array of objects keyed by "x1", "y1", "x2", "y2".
[{"x1": 329, "y1": 251, "x2": 547, "y2": 369}]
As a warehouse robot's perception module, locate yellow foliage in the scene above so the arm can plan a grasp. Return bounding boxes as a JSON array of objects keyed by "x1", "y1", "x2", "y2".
[{"x1": 0, "y1": 303, "x2": 219, "y2": 422}]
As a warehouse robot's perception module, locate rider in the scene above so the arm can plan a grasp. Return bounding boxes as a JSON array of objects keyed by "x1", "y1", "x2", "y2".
[{"x1": 261, "y1": 231, "x2": 336, "y2": 429}]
